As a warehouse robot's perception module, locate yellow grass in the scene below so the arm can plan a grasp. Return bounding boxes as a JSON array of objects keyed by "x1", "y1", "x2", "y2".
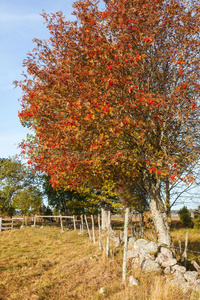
[{"x1": 0, "y1": 227, "x2": 200, "y2": 300}]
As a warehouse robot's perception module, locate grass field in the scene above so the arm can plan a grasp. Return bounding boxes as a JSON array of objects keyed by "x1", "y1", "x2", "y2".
[{"x1": 0, "y1": 226, "x2": 200, "y2": 300}]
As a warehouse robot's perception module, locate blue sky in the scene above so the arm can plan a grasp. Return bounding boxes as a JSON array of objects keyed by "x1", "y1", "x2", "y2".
[
  {"x1": 0, "y1": 0, "x2": 199, "y2": 209},
  {"x1": 0, "y1": 0, "x2": 76, "y2": 159}
]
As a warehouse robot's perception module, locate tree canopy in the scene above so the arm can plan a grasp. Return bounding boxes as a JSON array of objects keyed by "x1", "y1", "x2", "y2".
[
  {"x1": 17, "y1": 0, "x2": 200, "y2": 244},
  {"x1": 0, "y1": 157, "x2": 42, "y2": 216}
]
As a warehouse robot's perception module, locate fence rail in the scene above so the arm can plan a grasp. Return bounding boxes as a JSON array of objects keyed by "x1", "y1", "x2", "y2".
[{"x1": 0, "y1": 216, "x2": 24, "y2": 232}]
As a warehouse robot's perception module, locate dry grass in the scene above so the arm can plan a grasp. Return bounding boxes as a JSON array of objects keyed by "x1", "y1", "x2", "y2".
[{"x1": 0, "y1": 226, "x2": 200, "y2": 300}]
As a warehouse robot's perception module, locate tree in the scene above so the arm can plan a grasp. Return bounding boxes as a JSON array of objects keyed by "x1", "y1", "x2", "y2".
[
  {"x1": 13, "y1": 186, "x2": 42, "y2": 215},
  {"x1": 42, "y1": 175, "x2": 101, "y2": 215},
  {"x1": 0, "y1": 157, "x2": 42, "y2": 216},
  {"x1": 194, "y1": 206, "x2": 200, "y2": 219},
  {"x1": 17, "y1": 0, "x2": 200, "y2": 245},
  {"x1": 178, "y1": 206, "x2": 193, "y2": 227},
  {"x1": 162, "y1": 163, "x2": 200, "y2": 221}
]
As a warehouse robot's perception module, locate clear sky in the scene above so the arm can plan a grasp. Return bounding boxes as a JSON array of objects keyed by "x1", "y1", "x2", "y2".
[
  {"x1": 0, "y1": 0, "x2": 76, "y2": 159},
  {"x1": 0, "y1": 0, "x2": 199, "y2": 209}
]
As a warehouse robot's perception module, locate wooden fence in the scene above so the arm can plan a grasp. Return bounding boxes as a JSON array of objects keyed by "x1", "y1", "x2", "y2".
[{"x1": 0, "y1": 216, "x2": 25, "y2": 231}]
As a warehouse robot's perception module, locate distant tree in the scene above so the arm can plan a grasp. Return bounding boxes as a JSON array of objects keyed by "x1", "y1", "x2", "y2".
[
  {"x1": 13, "y1": 186, "x2": 42, "y2": 215},
  {"x1": 194, "y1": 206, "x2": 200, "y2": 219},
  {"x1": 178, "y1": 206, "x2": 193, "y2": 227},
  {"x1": 0, "y1": 157, "x2": 42, "y2": 216},
  {"x1": 42, "y1": 175, "x2": 100, "y2": 215},
  {"x1": 40, "y1": 204, "x2": 53, "y2": 216}
]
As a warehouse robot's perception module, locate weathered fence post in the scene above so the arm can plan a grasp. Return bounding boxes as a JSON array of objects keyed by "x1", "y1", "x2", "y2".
[
  {"x1": 81, "y1": 214, "x2": 84, "y2": 233},
  {"x1": 73, "y1": 215, "x2": 76, "y2": 230},
  {"x1": 60, "y1": 215, "x2": 64, "y2": 232},
  {"x1": 11, "y1": 217, "x2": 14, "y2": 230},
  {"x1": 25, "y1": 216, "x2": 28, "y2": 226},
  {"x1": 33, "y1": 215, "x2": 36, "y2": 227},
  {"x1": 0, "y1": 217, "x2": 2, "y2": 232},
  {"x1": 122, "y1": 207, "x2": 129, "y2": 282},
  {"x1": 184, "y1": 232, "x2": 188, "y2": 268},
  {"x1": 84, "y1": 215, "x2": 91, "y2": 240},
  {"x1": 106, "y1": 210, "x2": 111, "y2": 257},
  {"x1": 21, "y1": 215, "x2": 25, "y2": 228},
  {"x1": 98, "y1": 214, "x2": 102, "y2": 250},
  {"x1": 91, "y1": 215, "x2": 95, "y2": 244}
]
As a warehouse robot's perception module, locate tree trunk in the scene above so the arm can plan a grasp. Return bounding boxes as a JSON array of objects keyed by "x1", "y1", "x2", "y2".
[
  {"x1": 150, "y1": 197, "x2": 171, "y2": 245},
  {"x1": 165, "y1": 179, "x2": 171, "y2": 226},
  {"x1": 143, "y1": 171, "x2": 171, "y2": 245},
  {"x1": 101, "y1": 203, "x2": 111, "y2": 230}
]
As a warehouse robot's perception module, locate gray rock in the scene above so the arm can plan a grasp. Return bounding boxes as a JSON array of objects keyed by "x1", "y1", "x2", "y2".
[
  {"x1": 145, "y1": 241, "x2": 158, "y2": 253},
  {"x1": 164, "y1": 266, "x2": 174, "y2": 274},
  {"x1": 132, "y1": 257, "x2": 140, "y2": 266},
  {"x1": 196, "y1": 279, "x2": 200, "y2": 285},
  {"x1": 172, "y1": 271, "x2": 186, "y2": 286},
  {"x1": 110, "y1": 236, "x2": 120, "y2": 247},
  {"x1": 172, "y1": 265, "x2": 186, "y2": 274},
  {"x1": 161, "y1": 258, "x2": 177, "y2": 268},
  {"x1": 155, "y1": 253, "x2": 166, "y2": 265},
  {"x1": 127, "y1": 249, "x2": 135, "y2": 259},
  {"x1": 138, "y1": 249, "x2": 154, "y2": 262},
  {"x1": 129, "y1": 275, "x2": 139, "y2": 286},
  {"x1": 193, "y1": 279, "x2": 200, "y2": 292},
  {"x1": 141, "y1": 259, "x2": 160, "y2": 272},
  {"x1": 184, "y1": 271, "x2": 199, "y2": 282},
  {"x1": 128, "y1": 237, "x2": 136, "y2": 248},
  {"x1": 133, "y1": 239, "x2": 148, "y2": 251},
  {"x1": 156, "y1": 253, "x2": 177, "y2": 267},
  {"x1": 160, "y1": 247, "x2": 174, "y2": 259}
]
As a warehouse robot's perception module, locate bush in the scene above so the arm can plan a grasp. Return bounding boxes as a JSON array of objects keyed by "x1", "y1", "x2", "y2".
[
  {"x1": 178, "y1": 206, "x2": 193, "y2": 228},
  {"x1": 194, "y1": 206, "x2": 200, "y2": 219},
  {"x1": 193, "y1": 218, "x2": 200, "y2": 230}
]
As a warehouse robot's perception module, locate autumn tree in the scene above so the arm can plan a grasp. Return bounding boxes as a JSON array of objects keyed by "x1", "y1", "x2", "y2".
[{"x1": 17, "y1": 0, "x2": 200, "y2": 245}]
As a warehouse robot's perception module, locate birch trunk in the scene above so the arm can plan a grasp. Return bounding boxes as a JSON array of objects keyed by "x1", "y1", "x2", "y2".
[{"x1": 122, "y1": 207, "x2": 129, "y2": 282}]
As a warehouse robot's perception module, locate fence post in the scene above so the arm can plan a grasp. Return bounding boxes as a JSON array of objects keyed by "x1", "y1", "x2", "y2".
[
  {"x1": 0, "y1": 218, "x2": 2, "y2": 232},
  {"x1": 21, "y1": 215, "x2": 25, "y2": 228},
  {"x1": 81, "y1": 214, "x2": 84, "y2": 233},
  {"x1": 98, "y1": 214, "x2": 102, "y2": 250},
  {"x1": 25, "y1": 216, "x2": 27, "y2": 226},
  {"x1": 84, "y1": 215, "x2": 91, "y2": 240},
  {"x1": 33, "y1": 215, "x2": 36, "y2": 227},
  {"x1": 73, "y1": 215, "x2": 76, "y2": 230},
  {"x1": 184, "y1": 232, "x2": 188, "y2": 268},
  {"x1": 11, "y1": 217, "x2": 14, "y2": 230},
  {"x1": 122, "y1": 207, "x2": 129, "y2": 282},
  {"x1": 91, "y1": 215, "x2": 95, "y2": 244},
  {"x1": 106, "y1": 211, "x2": 111, "y2": 257},
  {"x1": 60, "y1": 215, "x2": 64, "y2": 232}
]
